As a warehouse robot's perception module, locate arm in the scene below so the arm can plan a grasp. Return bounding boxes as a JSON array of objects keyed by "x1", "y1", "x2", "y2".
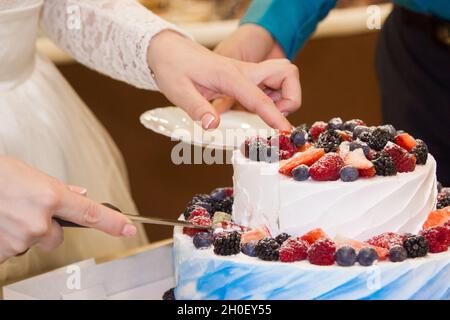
[
  {"x1": 241, "y1": 0, "x2": 338, "y2": 60},
  {"x1": 41, "y1": 0, "x2": 187, "y2": 90},
  {"x1": 41, "y1": 0, "x2": 300, "y2": 130}
]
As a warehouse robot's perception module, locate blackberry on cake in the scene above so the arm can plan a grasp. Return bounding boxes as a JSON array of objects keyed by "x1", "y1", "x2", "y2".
[
  {"x1": 307, "y1": 239, "x2": 336, "y2": 266},
  {"x1": 193, "y1": 232, "x2": 214, "y2": 249},
  {"x1": 366, "y1": 127, "x2": 392, "y2": 151},
  {"x1": 335, "y1": 246, "x2": 357, "y2": 266},
  {"x1": 162, "y1": 288, "x2": 176, "y2": 300},
  {"x1": 420, "y1": 226, "x2": 449, "y2": 253},
  {"x1": 315, "y1": 129, "x2": 342, "y2": 152},
  {"x1": 352, "y1": 125, "x2": 371, "y2": 140},
  {"x1": 403, "y1": 235, "x2": 429, "y2": 258},
  {"x1": 274, "y1": 232, "x2": 291, "y2": 245},
  {"x1": 411, "y1": 140, "x2": 429, "y2": 165},
  {"x1": 389, "y1": 245, "x2": 408, "y2": 262},
  {"x1": 437, "y1": 189, "x2": 450, "y2": 209},
  {"x1": 213, "y1": 231, "x2": 241, "y2": 256},
  {"x1": 214, "y1": 197, "x2": 233, "y2": 214},
  {"x1": 255, "y1": 238, "x2": 280, "y2": 261},
  {"x1": 279, "y1": 238, "x2": 309, "y2": 262},
  {"x1": 371, "y1": 152, "x2": 397, "y2": 176},
  {"x1": 357, "y1": 247, "x2": 379, "y2": 266}
]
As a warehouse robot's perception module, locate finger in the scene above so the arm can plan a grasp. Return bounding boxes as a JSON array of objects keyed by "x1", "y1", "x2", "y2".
[
  {"x1": 35, "y1": 220, "x2": 64, "y2": 252},
  {"x1": 54, "y1": 190, "x2": 137, "y2": 238},
  {"x1": 251, "y1": 61, "x2": 301, "y2": 115},
  {"x1": 223, "y1": 74, "x2": 292, "y2": 130},
  {"x1": 68, "y1": 185, "x2": 87, "y2": 196},
  {"x1": 212, "y1": 96, "x2": 235, "y2": 114},
  {"x1": 172, "y1": 80, "x2": 220, "y2": 130}
]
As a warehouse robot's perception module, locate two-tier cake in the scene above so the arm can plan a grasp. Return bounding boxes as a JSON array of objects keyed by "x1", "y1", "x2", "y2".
[{"x1": 168, "y1": 118, "x2": 450, "y2": 300}]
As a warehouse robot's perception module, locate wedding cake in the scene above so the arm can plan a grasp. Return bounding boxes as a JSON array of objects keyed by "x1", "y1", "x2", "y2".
[{"x1": 169, "y1": 118, "x2": 450, "y2": 300}]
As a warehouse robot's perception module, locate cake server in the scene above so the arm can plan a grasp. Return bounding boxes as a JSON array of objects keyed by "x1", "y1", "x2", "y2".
[{"x1": 53, "y1": 203, "x2": 213, "y2": 231}]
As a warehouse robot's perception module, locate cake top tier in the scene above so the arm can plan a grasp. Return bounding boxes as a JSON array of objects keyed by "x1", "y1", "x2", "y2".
[{"x1": 240, "y1": 118, "x2": 430, "y2": 183}]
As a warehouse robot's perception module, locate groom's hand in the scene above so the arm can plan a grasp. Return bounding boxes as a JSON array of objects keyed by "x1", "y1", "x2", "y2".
[
  {"x1": 213, "y1": 24, "x2": 288, "y2": 114},
  {"x1": 147, "y1": 30, "x2": 299, "y2": 131}
]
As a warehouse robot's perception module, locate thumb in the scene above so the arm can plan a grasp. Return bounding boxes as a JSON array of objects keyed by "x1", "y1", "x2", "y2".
[{"x1": 54, "y1": 189, "x2": 137, "y2": 238}]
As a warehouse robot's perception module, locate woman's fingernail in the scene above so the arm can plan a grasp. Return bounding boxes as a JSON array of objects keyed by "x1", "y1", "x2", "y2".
[
  {"x1": 121, "y1": 224, "x2": 137, "y2": 237},
  {"x1": 201, "y1": 113, "x2": 215, "y2": 130},
  {"x1": 68, "y1": 185, "x2": 87, "y2": 196}
]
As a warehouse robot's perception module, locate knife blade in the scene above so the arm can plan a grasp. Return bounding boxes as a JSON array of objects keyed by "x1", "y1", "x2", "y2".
[{"x1": 53, "y1": 203, "x2": 213, "y2": 231}]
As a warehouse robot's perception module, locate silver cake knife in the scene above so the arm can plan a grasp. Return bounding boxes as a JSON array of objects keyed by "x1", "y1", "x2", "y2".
[{"x1": 53, "y1": 203, "x2": 213, "y2": 231}]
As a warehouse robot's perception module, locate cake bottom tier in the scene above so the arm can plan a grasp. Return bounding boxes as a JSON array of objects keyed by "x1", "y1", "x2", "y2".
[{"x1": 174, "y1": 230, "x2": 450, "y2": 300}]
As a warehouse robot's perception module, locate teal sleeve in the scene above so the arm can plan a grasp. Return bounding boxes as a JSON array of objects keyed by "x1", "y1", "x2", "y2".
[{"x1": 241, "y1": 0, "x2": 337, "y2": 60}]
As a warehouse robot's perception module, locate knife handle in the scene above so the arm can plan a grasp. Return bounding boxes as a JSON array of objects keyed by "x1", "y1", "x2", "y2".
[{"x1": 54, "y1": 203, "x2": 122, "y2": 228}]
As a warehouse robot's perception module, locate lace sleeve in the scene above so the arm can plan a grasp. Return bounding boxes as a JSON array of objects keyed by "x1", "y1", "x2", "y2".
[{"x1": 41, "y1": 0, "x2": 190, "y2": 90}]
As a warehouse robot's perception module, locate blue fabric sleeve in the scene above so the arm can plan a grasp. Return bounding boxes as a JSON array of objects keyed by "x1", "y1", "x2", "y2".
[{"x1": 241, "y1": 0, "x2": 337, "y2": 60}]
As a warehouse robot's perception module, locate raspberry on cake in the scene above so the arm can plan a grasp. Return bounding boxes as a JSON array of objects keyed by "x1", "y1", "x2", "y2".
[
  {"x1": 307, "y1": 239, "x2": 336, "y2": 266},
  {"x1": 279, "y1": 238, "x2": 309, "y2": 262},
  {"x1": 420, "y1": 227, "x2": 450, "y2": 253},
  {"x1": 183, "y1": 216, "x2": 212, "y2": 237},
  {"x1": 366, "y1": 232, "x2": 405, "y2": 249}
]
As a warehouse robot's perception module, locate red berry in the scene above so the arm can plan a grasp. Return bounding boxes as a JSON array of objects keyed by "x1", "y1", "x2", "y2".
[
  {"x1": 309, "y1": 121, "x2": 328, "y2": 141},
  {"x1": 366, "y1": 232, "x2": 405, "y2": 249},
  {"x1": 383, "y1": 142, "x2": 416, "y2": 173},
  {"x1": 187, "y1": 207, "x2": 210, "y2": 220},
  {"x1": 183, "y1": 216, "x2": 212, "y2": 237},
  {"x1": 279, "y1": 148, "x2": 325, "y2": 176},
  {"x1": 270, "y1": 134, "x2": 296, "y2": 160},
  {"x1": 336, "y1": 130, "x2": 353, "y2": 142},
  {"x1": 420, "y1": 226, "x2": 450, "y2": 253},
  {"x1": 308, "y1": 239, "x2": 336, "y2": 266},
  {"x1": 309, "y1": 153, "x2": 344, "y2": 181},
  {"x1": 279, "y1": 238, "x2": 309, "y2": 262},
  {"x1": 300, "y1": 228, "x2": 328, "y2": 245},
  {"x1": 394, "y1": 133, "x2": 417, "y2": 152}
]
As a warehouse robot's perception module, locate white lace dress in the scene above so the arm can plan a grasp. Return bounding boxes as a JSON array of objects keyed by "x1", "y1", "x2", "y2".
[{"x1": 0, "y1": 0, "x2": 185, "y2": 286}]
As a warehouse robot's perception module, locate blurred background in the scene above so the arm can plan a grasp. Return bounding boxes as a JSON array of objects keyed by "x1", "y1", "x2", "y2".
[{"x1": 39, "y1": 0, "x2": 390, "y2": 242}]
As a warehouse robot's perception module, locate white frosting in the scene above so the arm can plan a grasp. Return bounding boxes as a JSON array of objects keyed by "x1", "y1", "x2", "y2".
[{"x1": 232, "y1": 150, "x2": 437, "y2": 240}]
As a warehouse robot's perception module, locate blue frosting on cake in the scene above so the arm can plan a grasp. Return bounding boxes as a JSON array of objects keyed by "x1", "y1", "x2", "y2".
[{"x1": 173, "y1": 231, "x2": 450, "y2": 300}]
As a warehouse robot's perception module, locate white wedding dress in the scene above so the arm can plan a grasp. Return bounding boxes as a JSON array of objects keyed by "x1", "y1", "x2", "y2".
[{"x1": 0, "y1": 0, "x2": 185, "y2": 286}]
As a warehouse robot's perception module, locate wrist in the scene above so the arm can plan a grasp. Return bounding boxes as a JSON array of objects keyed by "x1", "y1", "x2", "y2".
[{"x1": 147, "y1": 30, "x2": 186, "y2": 77}]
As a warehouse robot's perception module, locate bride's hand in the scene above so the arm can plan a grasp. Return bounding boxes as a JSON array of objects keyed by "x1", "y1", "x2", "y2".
[
  {"x1": 147, "y1": 30, "x2": 300, "y2": 131},
  {"x1": 0, "y1": 157, "x2": 136, "y2": 263}
]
